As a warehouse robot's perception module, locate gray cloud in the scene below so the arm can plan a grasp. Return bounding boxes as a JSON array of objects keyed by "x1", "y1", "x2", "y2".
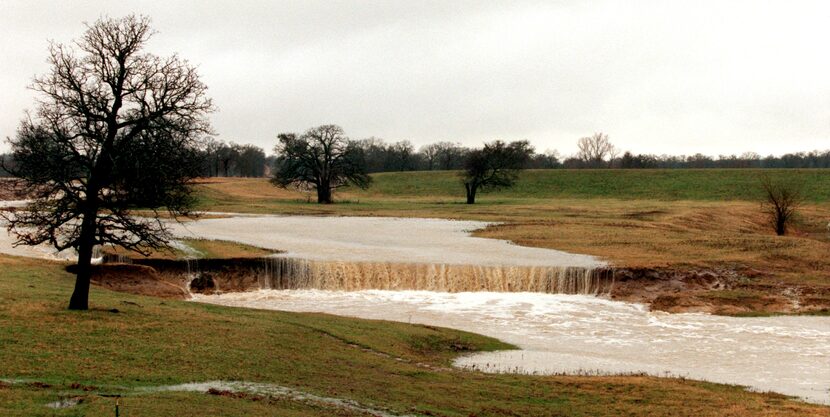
[{"x1": 1, "y1": 0, "x2": 828, "y2": 155}]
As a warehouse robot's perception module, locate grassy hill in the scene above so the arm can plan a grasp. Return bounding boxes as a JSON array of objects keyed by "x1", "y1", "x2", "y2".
[
  {"x1": 2, "y1": 255, "x2": 826, "y2": 416},
  {"x1": 360, "y1": 169, "x2": 830, "y2": 202}
]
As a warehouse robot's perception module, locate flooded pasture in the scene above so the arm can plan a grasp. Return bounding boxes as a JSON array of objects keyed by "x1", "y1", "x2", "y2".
[{"x1": 169, "y1": 215, "x2": 603, "y2": 267}]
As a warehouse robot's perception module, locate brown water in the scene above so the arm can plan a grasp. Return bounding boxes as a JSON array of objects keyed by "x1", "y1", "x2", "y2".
[{"x1": 255, "y1": 257, "x2": 612, "y2": 294}]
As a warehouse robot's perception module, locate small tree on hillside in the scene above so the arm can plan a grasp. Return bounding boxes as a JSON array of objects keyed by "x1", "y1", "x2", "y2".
[
  {"x1": 271, "y1": 125, "x2": 371, "y2": 203},
  {"x1": 760, "y1": 175, "x2": 803, "y2": 236},
  {"x1": 3, "y1": 15, "x2": 213, "y2": 310},
  {"x1": 461, "y1": 140, "x2": 534, "y2": 204}
]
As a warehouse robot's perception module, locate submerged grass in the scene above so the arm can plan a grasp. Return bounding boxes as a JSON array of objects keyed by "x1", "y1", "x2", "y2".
[{"x1": 2, "y1": 256, "x2": 826, "y2": 416}]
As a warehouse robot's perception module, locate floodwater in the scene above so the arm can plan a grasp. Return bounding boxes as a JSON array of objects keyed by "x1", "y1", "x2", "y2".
[
  {"x1": 4, "y1": 214, "x2": 603, "y2": 268},
  {"x1": 169, "y1": 215, "x2": 603, "y2": 268},
  {"x1": 193, "y1": 289, "x2": 830, "y2": 404}
]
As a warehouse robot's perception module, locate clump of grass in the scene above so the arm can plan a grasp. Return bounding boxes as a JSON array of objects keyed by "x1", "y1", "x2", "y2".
[{"x1": 183, "y1": 238, "x2": 277, "y2": 259}]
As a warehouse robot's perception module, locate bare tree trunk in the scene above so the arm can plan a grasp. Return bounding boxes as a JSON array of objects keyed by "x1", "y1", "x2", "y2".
[
  {"x1": 317, "y1": 184, "x2": 332, "y2": 204},
  {"x1": 68, "y1": 210, "x2": 97, "y2": 310},
  {"x1": 776, "y1": 212, "x2": 787, "y2": 236},
  {"x1": 465, "y1": 183, "x2": 476, "y2": 204}
]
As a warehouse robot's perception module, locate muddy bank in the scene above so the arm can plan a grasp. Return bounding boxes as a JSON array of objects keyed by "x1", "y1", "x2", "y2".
[
  {"x1": 67, "y1": 263, "x2": 189, "y2": 299},
  {"x1": 82, "y1": 255, "x2": 830, "y2": 315},
  {"x1": 608, "y1": 266, "x2": 830, "y2": 315}
]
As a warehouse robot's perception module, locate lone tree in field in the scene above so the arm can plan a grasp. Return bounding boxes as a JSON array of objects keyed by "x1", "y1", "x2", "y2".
[
  {"x1": 271, "y1": 125, "x2": 371, "y2": 204},
  {"x1": 760, "y1": 175, "x2": 804, "y2": 236},
  {"x1": 576, "y1": 132, "x2": 617, "y2": 168},
  {"x1": 3, "y1": 15, "x2": 213, "y2": 310},
  {"x1": 461, "y1": 140, "x2": 534, "y2": 204}
]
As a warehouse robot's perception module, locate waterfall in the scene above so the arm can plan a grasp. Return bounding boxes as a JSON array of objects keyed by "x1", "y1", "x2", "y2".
[
  {"x1": 250, "y1": 257, "x2": 613, "y2": 295},
  {"x1": 106, "y1": 255, "x2": 613, "y2": 296},
  {"x1": 93, "y1": 245, "x2": 132, "y2": 264}
]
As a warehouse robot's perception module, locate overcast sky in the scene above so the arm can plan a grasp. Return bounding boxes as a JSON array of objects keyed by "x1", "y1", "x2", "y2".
[{"x1": 1, "y1": 0, "x2": 829, "y2": 156}]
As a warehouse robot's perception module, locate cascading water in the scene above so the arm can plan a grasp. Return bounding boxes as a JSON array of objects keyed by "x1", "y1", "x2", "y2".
[
  {"x1": 92, "y1": 245, "x2": 131, "y2": 264},
  {"x1": 184, "y1": 257, "x2": 199, "y2": 291},
  {"x1": 119, "y1": 255, "x2": 612, "y2": 296},
  {"x1": 251, "y1": 257, "x2": 612, "y2": 295}
]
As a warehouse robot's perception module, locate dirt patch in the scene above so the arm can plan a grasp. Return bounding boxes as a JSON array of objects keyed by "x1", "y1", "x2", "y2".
[
  {"x1": 68, "y1": 383, "x2": 97, "y2": 391},
  {"x1": 137, "y1": 258, "x2": 274, "y2": 294},
  {"x1": 66, "y1": 263, "x2": 189, "y2": 299},
  {"x1": 207, "y1": 388, "x2": 263, "y2": 400}
]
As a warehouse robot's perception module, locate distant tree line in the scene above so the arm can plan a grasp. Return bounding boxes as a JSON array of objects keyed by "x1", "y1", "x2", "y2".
[
  {"x1": 349, "y1": 139, "x2": 560, "y2": 172},
  {"x1": 607, "y1": 150, "x2": 830, "y2": 169},
  {"x1": 197, "y1": 138, "x2": 269, "y2": 177},
  {"x1": 290, "y1": 133, "x2": 830, "y2": 172},
  {"x1": 1, "y1": 139, "x2": 270, "y2": 178},
  {"x1": 4, "y1": 133, "x2": 829, "y2": 179}
]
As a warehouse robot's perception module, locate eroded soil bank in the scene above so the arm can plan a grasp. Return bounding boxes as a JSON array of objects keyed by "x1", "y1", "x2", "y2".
[{"x1": 609, "y1": 266, "x2": 830, "y2": 315}]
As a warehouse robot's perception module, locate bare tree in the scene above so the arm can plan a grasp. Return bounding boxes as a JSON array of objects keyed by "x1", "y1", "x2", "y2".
[
  {"x1": 461, "y1": 140, "x2": 533, "y2": 204},
  {"x1": 434, "y1": 141, "x2": 467, "y2": 170},
  {"x1": 4, "y1": 15, "x2": 213, "y2": 310},
  {"x1": 386, "y1": 140, "x2": 416, "y2": 171},
  {"x1": 271, "y1": 125, "x2": 371, "y2": 203},
  {"x1": 576, "y1": 132, "x2": 616, "y2": 168},
  {"x1": 760, "y1": 175, "x2": 803, "y2": 236},
  {"x1": 420, "y1": 143, "x2": 440, "y2": 170}
]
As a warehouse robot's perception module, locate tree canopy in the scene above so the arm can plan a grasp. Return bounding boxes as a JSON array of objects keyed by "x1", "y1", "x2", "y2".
[
  {"x1": 271, "y1": 125, "x2": 371, "y2": 204},
  {"x1": 461, "y1": 140, "x2": 534, "y2": 204},
  {"x1": 3, "y1": 15, "x2": 213, "y2": 310}
]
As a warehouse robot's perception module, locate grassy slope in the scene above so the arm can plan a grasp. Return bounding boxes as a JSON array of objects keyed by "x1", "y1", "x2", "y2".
[
  {"x1": 2, "y1": 256, "x2": 826, "y2": 416},
  {"x1": 361, "y1": 169, "x2": 830, "y2": 201},
  {"x1": 104, "y1": 238, "x2": 275, "y2": 260}
]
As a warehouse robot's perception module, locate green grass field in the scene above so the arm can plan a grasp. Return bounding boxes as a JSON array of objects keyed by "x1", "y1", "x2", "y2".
[
  {"x1": 358, "y1": 169, "x2": 830, "y2": 202},
  {"x1": 2, "y1": 256, "x2": 826, "y2": 416}
]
